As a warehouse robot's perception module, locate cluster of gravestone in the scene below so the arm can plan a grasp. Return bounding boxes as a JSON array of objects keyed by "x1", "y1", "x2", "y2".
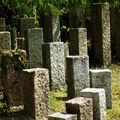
[{"x1": 0, "y1": 2, "x2": 114, "y2": 120}]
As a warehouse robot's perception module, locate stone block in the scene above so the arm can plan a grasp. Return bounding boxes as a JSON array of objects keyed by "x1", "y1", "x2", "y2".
[
  {"x1": 66, "y1": 55, "x2": 90, "y2": 99},
  {"x1": 69, "y1": 28, "x2": 87, "y2": 56},
  {"x1": 42, "y1": 14, "x2": 61, "y2": 42},
  {"x1": 17, "y1": 37, "x2": 25, "y2": 49},
  {"x1": 80, "y1": 88, "x2": 106, "y2": 120},
  {"x1": 92, "y1": 3, "x2": 111, "y2": 66},
  {"x1": 20, "y1": 18, "x2": 36, "y2": 37},
  {"x1": 25, "y1": 28, "x2": 43, "y2": 68},
  {"x1": 90, "y1": 69, "x2": 112, "y2": 109},
  {"x1": 0, "y1": 31, "x2": 11, "y2": 49},
  {"x1": 48, "y1": 112, "x2": 77, "y2": 120},
  {"x1": 23, "y1": 68, "x2": 50, "y2": 120},
  {"x1": 42, "y1": 42, "x2": 66, "y2": 91},
  {"x1": 65, "y1": 97, "x2": 93, "y2": 120},
  {"x1": 1, "y1": 50, "x2": 26, "y2": 106}
]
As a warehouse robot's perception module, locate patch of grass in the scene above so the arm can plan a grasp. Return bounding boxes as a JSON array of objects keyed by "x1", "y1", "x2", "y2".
[
  {"x1": 50, "y1": 63, "x2": 120, "y2": 119},
  {"x1": 50, "y1": 91, "x2": 67, "y2": 112}
]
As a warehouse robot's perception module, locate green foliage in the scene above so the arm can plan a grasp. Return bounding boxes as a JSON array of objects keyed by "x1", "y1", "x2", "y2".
[{"x1": 1, "y1": 49, "x2": 29, "y2": 77}]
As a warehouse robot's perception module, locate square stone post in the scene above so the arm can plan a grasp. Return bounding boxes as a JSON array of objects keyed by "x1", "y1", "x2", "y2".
[
  {"x1": 90, "y1": 69, "x2": 112, "y2": 109},
  {"x1": 66, "y1": 55, "x2": 90, "y2": 99},
  {"x1": 42, "y1": 42, "x2": 66, "y2": 91},
  {"x1": 23, "y1": 68, "x2": 50, "y2": 120},
  {"x1": 65, "y1": 97, "x2": 93, "y2": 120},
  {"x1": 24, "y1": 28, "x2": 43, "y2": 68},
  {"x1": 92, "y1": 3, "x2": 111, "y2": 66},
  {"x1": 0, "y1": 31, "x2": 11, "y2": 49},
  {"x1": 17, "y1": 37, "x2": 25, "y2": 49},
  {"x1": 20, "y1": 18, "x2": 36, "y2": 37},
  {"x1": 80, "y1": 88, "x2": 106, "y2": 120},
  {"x1": 69, "y1": 28, "x2": 88, "y2": 55},
  {"x1": 41, "y1": 13, "x2": 61, "y2": 42}
]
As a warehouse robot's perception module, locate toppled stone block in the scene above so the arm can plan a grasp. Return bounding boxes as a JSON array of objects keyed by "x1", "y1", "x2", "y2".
[
  {"x1": 80, "y1": 88, "x2": 106, "y2": 120},
  {"x1": 65, "y1": 97, "x2": 93, "y2": 120},
  {"x1": 48, "y1": 112, "x2": 77, "y2": 120}
]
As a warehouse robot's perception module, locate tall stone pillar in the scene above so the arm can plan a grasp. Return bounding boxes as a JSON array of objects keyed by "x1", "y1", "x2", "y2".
[{"x1": 92, "y1": 3, "x2": 111, "y2": 66}]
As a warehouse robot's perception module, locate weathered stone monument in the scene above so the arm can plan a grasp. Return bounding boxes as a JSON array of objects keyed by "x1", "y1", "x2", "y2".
[
  {"x1": 92, "y1": 3, "x2": 111, "y2": 66},
  {"x1": 66, "y1": 55, "x2": 90, "y2": 99},
  {"x1": 20, "y1": 18, "x2": 36, "y2": 37},
  {"x1": 25, "y1": 28, "x2": 43, "y2": 68},
  {"x1": 90, "y1": 69, "x2": 112, "y2": 109},
  {"x1": 65, "y1": 97, "x2": 93, "y2": 120},
  {"x1": 0, "y1": 18, "x2": 5, "y2": 31},
  {"x1": 23, "y1": 68, "x2": 50, "y2": 120},
  {"x1": 69, "y1": 28, "x2": 88, "y2": 55},
  {"x1": 80, "y1": 88, "x2": 106, "y2": 120},
  {"x1": 17, "y1": 37, "x2": 25, "y2": 49},
  {"x1": 41, "y1": 13, "x2": 61, "y2": 42},
  {"x1": 0, "y1": 31, "x2": 11, "y2": 49},
  {"x1": 1, "y1": 50, "x2": 26, "y2": 106},
  {"x1": 42, "y1": 42, "x2": 66, "y2": 91}
]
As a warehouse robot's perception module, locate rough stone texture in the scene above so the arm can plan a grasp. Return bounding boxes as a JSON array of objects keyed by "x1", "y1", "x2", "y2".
[
  {"x1": 20, "y1": 18, "x2": 36, "y2": 37},
  {"x1": 80, "y1": 88, "x2": 106, "y2": 120},
  {"x1": 69, "y1": 28, "x2": 87, "y2": 56},
  {"x1": 0, "y1": 18, "x2": 5, "y2": 31},
  {"x1": 25, "y1": 28, "x2": 43, "y2": 68},
  {"x1": 48, "y1": 112, "x2": 77, "y2": 120},
  {"x1": 17, "y1": 37, "x2": 25, "y2": 49},
  {"x1": 0, "y1": 91, "x2": 3, "y2": 100},
  {"x1": 1, "y1": 51, "x2": 26, "y2": 106},
  {"x1": 23, "y1": 68, "x2": 50, "y2": 120},
  {"x1": 65, "y1": 97, "x2": 93, "y2": 120},
  {"x1": 90, "y1": 69, "x2": 112, "y2": 109},
  {"x1": 0, "y1": 31, "x2": 11, "y2": 49},
  {"x1": 42, "y1": 42, "x2": 66, "y2": 91},
  {"x1": 66, "y1": 55, "x2": 90, "y2": 99},
  {"x1": 42, "y1": 14, "x2": 61, "y2": 42},
  {"x1": 92, "y1": 3, "x2": 111, "y2": 66}
]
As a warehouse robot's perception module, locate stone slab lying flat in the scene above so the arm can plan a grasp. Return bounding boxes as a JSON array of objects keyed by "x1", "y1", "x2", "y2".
[{"x1": 48, "y1": 112, "x2": 77, "y2": 120}]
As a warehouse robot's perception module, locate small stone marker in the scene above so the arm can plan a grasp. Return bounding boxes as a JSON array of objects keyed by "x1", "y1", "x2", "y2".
[
  {"x1": 66, "y1": 55, "x2": 90, "y2": 99},
  {"x1": 0, "y1": 31, "x2": 11, "y2": 49},
  {"x1": 69, "y1": 28, "x2": 88, "y2": 56},
  {"x1": 17, "y1": 37, "x2": 25, "y2": 49},
  {"x1": 65, "y1": 97, "x2": 93, "y2": 120},
  {"x1": 90, "y1": 69, "x2": 112, "y2": 109},
  {"x1": 80, "y1": 88, "x2": 106, "y2": 120},
  {"x1": 48, "y1": 112, "x2": 77, "y2": 120}
]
